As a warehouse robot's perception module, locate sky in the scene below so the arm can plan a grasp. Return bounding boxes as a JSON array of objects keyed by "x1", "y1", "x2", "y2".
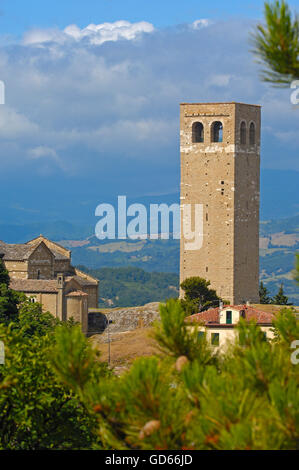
[{"x1": 0, "y1": 0, "x2": 298, "y2": 224}]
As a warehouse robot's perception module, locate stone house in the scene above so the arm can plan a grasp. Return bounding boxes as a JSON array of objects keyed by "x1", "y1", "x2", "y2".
[
  {"x1": 0, "y1": 235, "x2": 99, "y2": 334},
  {"x1": 186, "y1": 304, "x2": 274, "y2": 351}
]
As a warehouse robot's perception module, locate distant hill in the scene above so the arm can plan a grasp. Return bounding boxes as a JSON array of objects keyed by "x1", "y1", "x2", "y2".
[
  {"x1": 0, "y1": 169, "x2": 298, "y2": 227},
  {"x1": 77, "y1": 266, "x2": 179, "y2": 308},
  {"x1": 0, "y1": 213, "x2": 298, "y2": 305}
]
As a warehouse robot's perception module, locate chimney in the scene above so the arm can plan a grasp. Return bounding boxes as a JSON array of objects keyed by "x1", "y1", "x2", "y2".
[
  {"x1": 57, "y1": 273, "x2": 66, "y2": 322},
  {"x1": 219, "y1": 300, "x2": 223, "y2": 310}
]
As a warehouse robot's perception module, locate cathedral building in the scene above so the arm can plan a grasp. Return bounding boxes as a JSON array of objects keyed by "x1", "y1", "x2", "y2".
[{"x1": 0, "y1": 235, "x2": 99, "y2": 334}]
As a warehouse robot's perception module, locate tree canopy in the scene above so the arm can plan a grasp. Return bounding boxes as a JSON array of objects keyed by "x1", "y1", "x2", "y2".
[{"x1": 251, "y1": 1, "x2": 299, "y2": 86}]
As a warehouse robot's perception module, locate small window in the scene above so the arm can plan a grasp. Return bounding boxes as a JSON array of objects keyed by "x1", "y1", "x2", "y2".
[
  {"x1": 37, "y1": 269, "x2": 40, "y2": 280},
  {"x1": 249, "y1": 122, "x2": 255, "y2": 145},
  {"x1": 240, "y1": 121, "x2": 246, "y2": 145},
  {"x1": 240, "y1": 310, "x2": 245, "y2": 319},
  {"x1": 198, "y1": 331, "x2": 205, "y2": 342},
  {"x1": 211, "y1": 333, "x2": 220, "y2": 346},
  {"x1": 211, "y1": 121, "x2": 223, "y2": 143},
  {"x1": 261, "y1": 331, "x2": 267, "y2": 342},
  {"x1": 226, "y1": 311, "x2": 232, "y2": 324},
  {"x1": 192, "y1": 122, "x2": 204, "y2": 143}
]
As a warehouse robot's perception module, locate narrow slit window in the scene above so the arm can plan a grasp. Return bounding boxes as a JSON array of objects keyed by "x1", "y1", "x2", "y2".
[
  {"x1": 192, "y1": 122, "x2": 204, "y2": 143},
  {"x1": 249, "y1": 122, "x2": 256, "y2": 145},
  {"x1": 211, "y1": 121, "x2": 223, "y2": 143},
  {"x1": 240, "y1": 121, "x2": 246, "y2": 145}
]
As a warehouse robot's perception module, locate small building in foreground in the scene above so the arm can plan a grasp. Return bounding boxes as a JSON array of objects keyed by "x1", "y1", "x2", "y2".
[
  {"x1": 0, "y1": 235, "x2": 99, "y2": 334},
  {"x1": 186, "y1": 305, "x2": 275, "y2": 351}
]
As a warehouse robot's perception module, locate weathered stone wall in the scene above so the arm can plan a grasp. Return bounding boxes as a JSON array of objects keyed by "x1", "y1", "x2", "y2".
[
  {"x1": 180, "y1": 102, "x2": 260, "y2": 304},
  {"x1": 54, "y1": 259, "x2": 71, "y2": 275},
  {"x1": 4, "y1": 260, "x2": 28, "y2": 279},
  {"x1": 24, "y1": 292, "x2": 58, "y2": 316},
  {"x1": 88, "y1": 302, "x2": 160, "y2": 335},
  {"x1": 83, "y1": 285, "x2": 98, "y2": 309},
  {"x1": 28, "y1": 243, "x2": 54, "y2": 279}
]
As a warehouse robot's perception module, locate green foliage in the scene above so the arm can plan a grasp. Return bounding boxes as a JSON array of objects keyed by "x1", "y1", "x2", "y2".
[
  {"x1": 153, "y1": 299, "x2": 216, "y2": 364},
  {"x1": 0, "y1": 323, "x2": 104, "y2": 449},
  {"x1": 272, "y1": 283, "x2": 292, "y2": 305},
  {"x1": 0, "y1": 286, "x2": 109, "y2": 449},
  {"x1": 52, "y1": 325, "x2": 109, "y2": 398},
  {"x1": 180, "y1": 276, "x2": 220, "y2": 315},
  {"x1": 0, "y1": 258, "x2": 10, "y2": 286},
  {"x1": 77, "y1": 265, "x2": 179, "y2": 307},
  {"x1": 272, "y1": 307, "x2": 299, "y2": 344},
  {"x1": 251, "y1": 0, "x2": 299, "y2": 86},
  {"x1": 0, "y1": 283, "x2": 23, "y2": 326},
  {"x1": 259, "y1": 281, "x2": 272, "y2": 304},
  {"x1": 52, "y1": 301, "x2": 299, "y2": 449}
]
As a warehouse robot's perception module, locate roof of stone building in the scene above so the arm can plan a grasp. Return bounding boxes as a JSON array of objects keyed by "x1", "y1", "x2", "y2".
[
  {"x1": 10, "y1": 279, "x2": 58, "y2": 293},
  {"x1": 1, "y1": 236, "x2": 99, "y2": 285},
  {"x1": 186, "y1": 305, "x2": 274, "y2": 326},
  {"x1": 66, "y1": 290, "x2": 88, "y2": 297},
  {"x1": 26, "y1": 235, "x2": 71, "y2": 258},
  {"x1": 51, "y1": 250, "x2": 70, "y2": 261},
  {"x1": 0, "y1": 241, "x2": 37, "y2": 261},
  {"x1": 0, "y1": 239, "x2": 69, "y2": 262},
  {"x1": 66, "y1": 275, "x2": 98, "y2": 286}
]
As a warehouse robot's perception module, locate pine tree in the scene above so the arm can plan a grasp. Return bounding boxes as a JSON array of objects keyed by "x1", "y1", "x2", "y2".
[
  {"x1": 272, "y1": 283, "x2": 292, "y2": 305},
  {"x1": 251, "y1": 1, "x2": 299, "y2": 86},
  {"x1": 180, "y1": 277, "x2": 220, "y2": 315},
  {"x1": 51, "y1": 300, "x2": 299, "y2": 450},
  {"x1": 259, "y1": 281, "x2": 272, "y2": 304}
]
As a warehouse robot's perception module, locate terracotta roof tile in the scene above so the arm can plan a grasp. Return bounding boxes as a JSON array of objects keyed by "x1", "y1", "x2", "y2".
[{"x1": 186, "y1": 305, "x2": 274, "y2": 325}]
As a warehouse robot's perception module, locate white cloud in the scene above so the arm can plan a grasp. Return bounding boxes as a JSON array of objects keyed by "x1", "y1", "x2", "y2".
[
  {"x1": 23, "y1": 20, "x2": 154, "y2": 46},
  {"x1": 209, "y1": 74, "x2": 231, "y2": 87},
  {"x1": 192, "y1": 19, "x2": 212, "y2": 30},
  {"x1": 28, "y1": 145, "x2": 58, "y2": 160},
  {"x1": 0, "y1": 17, "x2": 298, "y2": 183},
  {"x1": 0, "y1": 106, "x2": 38, "y2": 138}
]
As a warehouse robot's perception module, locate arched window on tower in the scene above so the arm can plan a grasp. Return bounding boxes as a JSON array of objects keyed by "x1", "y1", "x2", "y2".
[
  {"x1": 192, "y1": 122, "x2": 204, "y2": 143},
  {"x1": 249, "y1": 122, "x2": 256, "y2": 145},
  {"x1": 211, "y1": 121, "x2": 223, "y2": 143},
  {"x1": 240, "y1": 121, "x2": 246, "y2": 145}
]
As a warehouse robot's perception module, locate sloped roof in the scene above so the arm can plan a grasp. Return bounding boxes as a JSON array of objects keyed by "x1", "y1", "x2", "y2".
[
  {"x1": 10, "y1": 279, "x2": 58, "y2": 293},
  {"x1": 0, "y1": 241, "x2": 37, "y2": 261},
  {"x1": 66, "y1": 275, "x2": 98, "y2": 287},
  {"x1": 0, "y1": 239, "x2": 69, "y2": 262},
  {"x1": 74, "y1": 268, "x2": 99, "y2": 285},
  {"x1": 26, "y1": 235, "x2": 71, "y2": 258},
  {"x1": 66, "y1": 290, "x2": 88, "y2": 297},
  {"x1": 186, "y1": 305, "x2": 274, "y2": 325}
]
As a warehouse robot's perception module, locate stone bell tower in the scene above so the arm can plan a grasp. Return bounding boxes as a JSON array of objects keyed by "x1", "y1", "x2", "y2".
[{"x1": 180, "y1": 102, "x2": 261, "y2": 305}]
